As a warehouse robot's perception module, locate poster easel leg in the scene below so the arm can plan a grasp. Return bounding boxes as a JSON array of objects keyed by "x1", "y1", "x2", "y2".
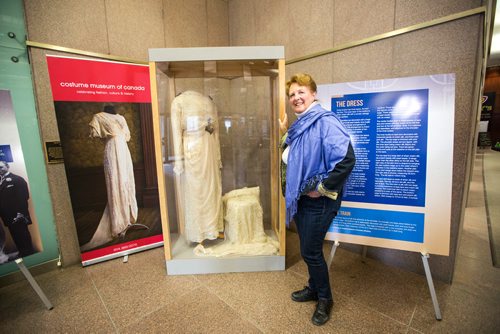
[
  {"x1": 421, "y1": 253, "x2": 442, "y2": 320},
  {"x1": 15, "y1": 258, "x2": 53, "y2": 310},
  {"x1": 327, "y1": 240, "x2": 340, "y2": 269}
]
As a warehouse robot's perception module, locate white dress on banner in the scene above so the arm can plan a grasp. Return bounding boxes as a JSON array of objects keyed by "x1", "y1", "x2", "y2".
[
  {"x1": 81, "y1": 112, "x2": 138, "y2": 251},
  {"x1": 171, "y1": 91, "x2": 223, "y2": 243}
]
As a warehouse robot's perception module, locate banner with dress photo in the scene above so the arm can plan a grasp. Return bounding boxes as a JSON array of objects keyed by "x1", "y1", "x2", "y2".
[
  {"x1": 46, "y1": 55, "x2": 162, "y2": 266},
  {"x1": 0, "y1": 89, "x2": 43, "y2": 265}
]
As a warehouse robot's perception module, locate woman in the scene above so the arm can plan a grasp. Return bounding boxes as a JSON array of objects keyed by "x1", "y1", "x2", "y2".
[{"x1": 283, "y1": 73, "x2": 355, "y2": 326}]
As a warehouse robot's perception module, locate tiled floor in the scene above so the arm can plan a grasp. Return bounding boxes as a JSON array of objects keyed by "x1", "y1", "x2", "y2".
[{"x1": 0, "y1": 152, "x2": 499, "y2": 333}]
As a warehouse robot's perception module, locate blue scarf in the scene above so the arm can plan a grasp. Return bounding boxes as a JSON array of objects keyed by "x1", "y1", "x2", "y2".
[{"x1": 285, "y1": 104, "x2": 351, "y2": 226}]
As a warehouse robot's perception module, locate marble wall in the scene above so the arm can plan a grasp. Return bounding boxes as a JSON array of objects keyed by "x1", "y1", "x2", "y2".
[
  {"x1": 24, "y1": 0, "x2": 485, "y2": 282},
  {"x1": 24, "y1": 0, "x2": 229, "y2": 60},
  {"x1": 23, "y1": 0, "x2": 230, "y2": 265},
  {"x1": 228, "y1": 0, "x2": 483, "y2": 282}
]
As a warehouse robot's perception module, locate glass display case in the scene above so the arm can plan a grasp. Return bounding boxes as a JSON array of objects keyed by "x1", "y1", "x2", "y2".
[{"x1": 149, "y1": 46, "x2": 286, "y2": 274}]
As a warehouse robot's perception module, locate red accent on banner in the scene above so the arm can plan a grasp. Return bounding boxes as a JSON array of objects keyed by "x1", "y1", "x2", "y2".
[
  {"x1": 80, "y1": 234, "x2": 163, "y2": 262},
  {"x1": 46, "y1": 56, "x2": 151, "y2": 103}
]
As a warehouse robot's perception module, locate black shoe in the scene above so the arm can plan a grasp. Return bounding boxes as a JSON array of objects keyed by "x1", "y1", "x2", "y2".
[
  {"x1": 291, "y1": 286, "x2": 318, "y2": 302},
  {"x1": 312, "y1": 299, "x2": 334, "y2": 326}
]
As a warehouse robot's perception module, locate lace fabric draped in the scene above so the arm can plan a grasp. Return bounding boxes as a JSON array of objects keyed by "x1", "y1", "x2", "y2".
[{"x1": 193, "y1": 187, "x2": 279, "y2": 257}]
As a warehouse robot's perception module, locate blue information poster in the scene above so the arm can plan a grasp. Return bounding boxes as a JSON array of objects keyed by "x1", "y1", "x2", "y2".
[
  {"x1": 317, "y1": 74, "x2": 454, "y2": 255},
  {"x1": 333, "y1": 90, "x2": 428, "y2": 208},
  {"x1": 333, "y1": 207, "x2": 424, "y2": 243}
]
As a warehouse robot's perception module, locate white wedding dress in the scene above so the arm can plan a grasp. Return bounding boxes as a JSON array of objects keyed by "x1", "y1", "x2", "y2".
[
  {"x1": 81, "y1": 112, "x2": 138, "y2": 251},
  {"x1": 171, "y1": 91, "x2": 224, "y2": 243}
]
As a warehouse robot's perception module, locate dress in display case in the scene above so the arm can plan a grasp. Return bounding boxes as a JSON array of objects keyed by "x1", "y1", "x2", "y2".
[
  {"x1": 149, "y1": 46, "x2": 286, "y2": 274},
  {"x1": 170, "y1": 90, "x2": 224, "y2": 243}
]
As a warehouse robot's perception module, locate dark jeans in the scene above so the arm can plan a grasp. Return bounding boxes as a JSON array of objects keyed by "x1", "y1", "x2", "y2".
[{"x1": 295, "y1": 195, "x2": 337, "y2": 300}]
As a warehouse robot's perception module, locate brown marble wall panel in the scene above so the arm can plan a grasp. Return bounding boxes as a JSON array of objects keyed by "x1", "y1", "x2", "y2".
[
  {"x1": 333, "y1": 0, "x2": 395, "y2": 46},
  {"x1": 29, "y1": 48, "x2": 82, "y2": 265},
  {"x1": 253, "y1": 0, "x2": 289, "y2": 48},
  {"x1": 208, "y1": 0, "x2": 229, "y2": 46},
  {"x1": 394, "y1": 0, "x2": 481, "y2": 28},
  {"x1": 333, "y1": 39, "x2": 394, "y2": 84},
  {"x1": 226, "y1": 1, "x2": 483, "y2": 282},
  {"x1": 24, "y1": 0, "x2": 109, "y2": 54},
  {"x1": 105, "y1": 0, "x2": 165, "y2": 60},
  {"x1": 286, "y1": 56, "x2": 334, "y2": 86},
  {"x1": 163, "y1": 0, "x2": 208, "y2": 47},
  {"x1": 24, "y1": 0, "x2": 227, "y2": 57},
  {"x1": 29, "y1": 49, "x2": 61, "y2": 142},
  {"x1": 228, "y1": 0, "x2": 256, "y2": 46},
  {"x1": 392, "y1": 20, "x2": 480, "y2": 77},
  {"x1": 286, "y1": 0, "x2": 334, "y2": 60},
  {"x1": 24, "y1": 1, "x2": 229, "y2": 265}
]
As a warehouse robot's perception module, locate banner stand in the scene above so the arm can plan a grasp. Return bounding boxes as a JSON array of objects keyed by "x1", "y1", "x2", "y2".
[
  {"x1": 326, "y1": 243, "x2": 442, "y2": 320},
  {"x1": 46, "y1": 55, "x2": 164, "y2": 266},
  {"x1": 15, "y1": 258, "x2": 53, "y2": 310}
]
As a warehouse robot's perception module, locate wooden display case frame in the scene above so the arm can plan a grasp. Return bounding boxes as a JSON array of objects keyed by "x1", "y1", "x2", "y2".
[{"x1": 149, "y1": 46, "x2": 286, "y2": 274}]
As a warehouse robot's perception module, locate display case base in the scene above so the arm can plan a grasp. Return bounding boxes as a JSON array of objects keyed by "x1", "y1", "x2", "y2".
[
  {"x1": 166, "y1": 232, "x2": 285, "y2": 275},
  {"x1": 165, "y1": 255, "x2": 285, "y2": 275}
]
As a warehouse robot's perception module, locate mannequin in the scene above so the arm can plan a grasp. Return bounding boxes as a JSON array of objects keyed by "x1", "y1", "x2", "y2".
[{"x1": 171, "y1": 91, "x2": 223, "y2": 243}]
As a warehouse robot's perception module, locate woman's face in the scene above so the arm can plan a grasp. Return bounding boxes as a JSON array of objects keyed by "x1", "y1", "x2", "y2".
[{"x1": 288, "y1": 83, "x2": 317, "y2": 114}]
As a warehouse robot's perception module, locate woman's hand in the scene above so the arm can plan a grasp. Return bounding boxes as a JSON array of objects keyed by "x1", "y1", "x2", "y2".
[
  {"x1": 279, "y1": 112, "x2": 288, "y2": 133},
  {"x1": 307, "y1": 190, "x2": 322, "y2": 198}
]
